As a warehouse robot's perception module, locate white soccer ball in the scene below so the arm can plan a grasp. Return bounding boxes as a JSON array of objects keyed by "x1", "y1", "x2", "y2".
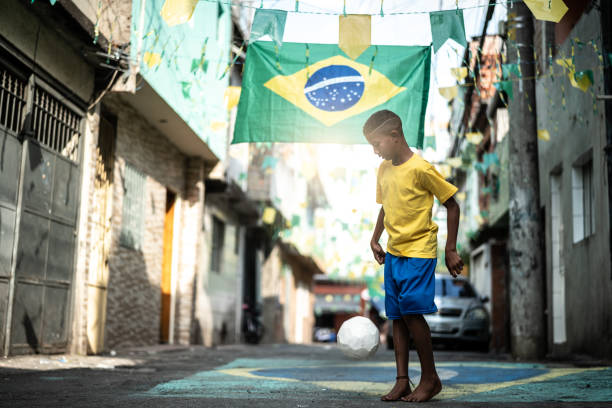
[{"x1": 337, "y1": 316, "x2": 380, "y2": 359}]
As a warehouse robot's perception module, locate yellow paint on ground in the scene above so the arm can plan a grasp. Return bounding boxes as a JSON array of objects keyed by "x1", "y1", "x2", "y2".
[{"x1": 218, "y1": 360, "x2": 608, "y2": 401}]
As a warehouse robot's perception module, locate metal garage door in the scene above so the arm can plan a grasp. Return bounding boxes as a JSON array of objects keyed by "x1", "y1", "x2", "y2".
[{"x1": 0, "y1": 60, "x2": 82, "y2": 355}]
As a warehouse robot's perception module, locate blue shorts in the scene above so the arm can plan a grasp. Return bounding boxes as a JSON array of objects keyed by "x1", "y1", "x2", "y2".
[{"x1": 384, "y1": 253, "x2": 438, "y2": 319}]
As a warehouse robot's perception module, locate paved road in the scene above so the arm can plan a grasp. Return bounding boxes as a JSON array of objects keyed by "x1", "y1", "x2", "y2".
[{"x1": 1, "y1": 343, "x2": 611, "y2": 407}]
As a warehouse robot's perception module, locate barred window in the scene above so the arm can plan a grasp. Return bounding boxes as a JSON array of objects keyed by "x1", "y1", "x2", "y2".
[
  {"x1": 0, "y1": 64, "x2": 82, "y2": 162},
  {"x1": 120, "y1": 163, "x2": 146, "y2": 250},
  {"x1": 32, "y1": 85, "x2": 81, "y2": 162},
  {"x1": 0, "y1": 68, "x2": 27, "y2": 134}
]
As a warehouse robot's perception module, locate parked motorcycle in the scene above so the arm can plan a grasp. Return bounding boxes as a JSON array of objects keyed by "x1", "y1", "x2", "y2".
[{"x1": 242, "y1": 303, "x2": 265, "y2": 344}]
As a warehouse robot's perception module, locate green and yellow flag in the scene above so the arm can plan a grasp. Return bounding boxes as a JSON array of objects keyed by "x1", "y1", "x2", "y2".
[{"x1": 232, "y1": 42, "x2": 431, "y2": 146}]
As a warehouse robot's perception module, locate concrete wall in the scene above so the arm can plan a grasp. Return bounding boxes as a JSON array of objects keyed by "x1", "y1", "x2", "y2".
[{"x1": 535, "y1": 9, "x2": 612, "y2": 358}]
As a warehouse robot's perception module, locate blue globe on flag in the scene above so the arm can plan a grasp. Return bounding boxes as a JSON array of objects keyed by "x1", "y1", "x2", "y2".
[{"x1": 303, "y1": 65, "x2": 364, "y2": 112}]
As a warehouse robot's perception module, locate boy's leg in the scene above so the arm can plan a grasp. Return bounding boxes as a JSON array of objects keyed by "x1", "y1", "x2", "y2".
[
  {"x1": 381, "y1": 319, "x2": 412, "y2": 401},
  {"x1": 401, "y1": 314, "x2": 441, "y2": 402}
]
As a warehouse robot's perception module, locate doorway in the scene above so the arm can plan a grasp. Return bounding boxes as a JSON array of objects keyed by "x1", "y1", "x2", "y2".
[
  {"x1": 86, "y1": 109, "x2": 115, "y2": 354},
  {"x1": 160, "y1": 190, "x2": 176, "y2": 343}
]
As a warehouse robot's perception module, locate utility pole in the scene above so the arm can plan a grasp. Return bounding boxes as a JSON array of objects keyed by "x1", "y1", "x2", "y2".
[{"x1": 506, "y1": 3, "x2": 545, "y2": 359}]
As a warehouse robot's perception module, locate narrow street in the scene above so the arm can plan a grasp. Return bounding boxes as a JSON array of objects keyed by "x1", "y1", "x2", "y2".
[{"x1": 2, "y1": 344, "x2": 610, "y2": 407}]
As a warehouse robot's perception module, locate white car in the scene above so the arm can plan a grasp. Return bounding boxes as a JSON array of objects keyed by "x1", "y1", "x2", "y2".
[{"x1": 425, "y1": 274, "x2": 490, "y2": 350}]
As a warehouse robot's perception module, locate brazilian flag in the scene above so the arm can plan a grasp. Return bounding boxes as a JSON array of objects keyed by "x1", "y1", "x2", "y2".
[{"x1": 232, "y1": 42, "x2": 431, "y2": 146}]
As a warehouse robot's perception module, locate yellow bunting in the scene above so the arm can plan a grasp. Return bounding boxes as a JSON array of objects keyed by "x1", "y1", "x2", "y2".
[
  {"x1": 160, "y1": 0, "x2": 199, "y2": 26},
  {"x1": 338, "y1": 15, "x2": 371, "y2": 60},
  {"x1": 301, "y1": 161, "x2": 316, "y2": 180},
  {"x1": 555, "y1": 58, "x2": 573, "y2": 70},
  {"x1": 447, "y1": 157, "x2": 463, "y2": 168},
  {"x1": 224, "y1": 86, "x2": 242, "y2": 111},
  {"x1": 436, "y1": 164, "x2": 452, "y2": 179},
  {"x1": 143, "y1": 52, "x2": 162, "y2": 68},
  {"x1": 299, "y1": 201, "x2": 308, "y2": 208},
  {"x1": 570, "y1": 71, "x2": 593, "y2": 92},
  {"x1": 556, "y1": 59, "x2": 593, "y2": 92},
  {"x1": 450, "y1": 67, "x2": 468, "y2": 81},
  {"x1": 524, "y1": 0, "x2": 568, "y2": 23},
  {"x1": 262, "y1": 207, "x2": 276, "y2": 224},
  {"x1": 439, "y1": 86, "x2": 458, "y2": 100},
  {"x1": 315, "y1": 216, "x2": 325, "y2": 229},
  {"x1": 537, "y1": 129, "x2": 551, "y2": 141},
  {"x1": 209, "y1": 121, "x2": 228, "y2": 131},
  {"x1": 465, "y1": 132, "x2": 484, "y2": 144}
]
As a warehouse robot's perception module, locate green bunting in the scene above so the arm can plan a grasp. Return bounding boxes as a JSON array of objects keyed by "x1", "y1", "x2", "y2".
[
  {"x1": 250, "y1": 9, "x2": 288, "y2": 49},
  {"x1": 494, "y1": 80, "x2": 514, "y2": 101},
  {"x1": 291, "y1": 215, "x2": 301, "y2": 227},
  {"x1": 430, "y1": 9, "x2": 467, "y2": 53},
  {"x1": 502, "y1": 63, "x2": 521, "y2": 79},
  {"x1": 424, "y1": 135, "x2": 437, "y2": 150}
]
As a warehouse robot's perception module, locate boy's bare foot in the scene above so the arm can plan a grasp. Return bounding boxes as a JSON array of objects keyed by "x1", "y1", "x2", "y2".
[
  {"x1": 381, "y1": 376, "x2": 411, "y2": 401},
  {"x1": 401, "y1": 376, "x2": 441, "y2": 402}
]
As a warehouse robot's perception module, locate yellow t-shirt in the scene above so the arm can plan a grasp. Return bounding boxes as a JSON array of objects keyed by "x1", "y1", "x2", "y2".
[{"x1": 376, "y1": 154, "x2": 458, "y2": 258}]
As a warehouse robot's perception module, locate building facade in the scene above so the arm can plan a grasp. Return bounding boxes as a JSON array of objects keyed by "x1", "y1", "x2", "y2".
[
  {"x1": 0, "y1": 0, "x2": 239, "y2": 356},
  {"x1": 534, "y1": 4, "x2": 612, "y2": 358}
]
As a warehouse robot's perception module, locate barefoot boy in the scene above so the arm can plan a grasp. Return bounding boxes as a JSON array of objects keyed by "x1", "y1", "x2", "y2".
[{"x1": 364, "y1": 110, "x2": 463, "y2": 402}]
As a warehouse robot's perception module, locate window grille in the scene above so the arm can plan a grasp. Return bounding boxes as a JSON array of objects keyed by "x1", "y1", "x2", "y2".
[
  {"x1": 32, "y1": 85, "x2": 81, "y2": 162},
  {"x1": 0, "y1": 65, "x2": 82, "y2": 163},
  {"x1": 120, "y1": 163, "x2": 146, "y2": 250},
  {"x1": 0, "y1": 67, "x2": 27, "y2": 134}
]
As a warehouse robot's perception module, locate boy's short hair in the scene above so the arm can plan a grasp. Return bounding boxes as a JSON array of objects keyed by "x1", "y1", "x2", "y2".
[{"x1": 363, "y1": 110, "x2": 403, "y2": 137}]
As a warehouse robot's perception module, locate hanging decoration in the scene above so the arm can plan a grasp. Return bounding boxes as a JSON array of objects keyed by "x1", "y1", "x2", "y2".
[
  {"x1": 439, "y1": 85, "x2": 458, "y2": 100},
  {"x1": 465, "y1": 132, "x2": 484, "y2": 144},
  {"x1": 523, "y1": 0, "x2": 568, "y2": 23},
  {"x1": 446, "y1": 157, "x2": 463, "y2": 168},
  {"x1": 160, "y1": 0, "x2": 199, "y2": 26},
  {"x1": 249, "y1": 8, "x2": 288, "y2": 48},
  {"x1": 571, "y1": 70, "x2": 593, "y2": 92},
  {"x1": 224, "y1": 86, "x2": 241, "y2": 111},
  {"x1": 143, "y1": 51, "x2": 162, "y2": 68},
  {"x1": 423, "y1": 135, "x2": 437, "y2": 150},
  {"x1": 494, "y1": 80, "x2": 514, "y2": 101},
  {"x1": 191, "y1": 38, "x2": 209, "y2": 75},
  {"x1": 233, "y1": 42, "x2": 431, "y2": 146},
  {"x1": 429, "y1": 9, "x2": 467, "y2": 53},
  {"x1": 338, "y1": 15, "x2": 371, "y2": 60},
  {"x1": 262, "y1": 207, "x2": 277, "y2": 224},
  {"x1": 450, "y1": 67, "x2": 468, "y2": 81}
]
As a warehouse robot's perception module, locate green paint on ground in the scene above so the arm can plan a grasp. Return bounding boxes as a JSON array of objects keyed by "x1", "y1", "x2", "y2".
[{"x1": 142, "y1": 358, "x2": 612, "y2": 403}]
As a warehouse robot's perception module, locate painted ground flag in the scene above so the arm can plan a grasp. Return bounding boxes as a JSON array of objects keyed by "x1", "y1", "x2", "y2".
[{"x1": 232, "y1": 42, "x2": 431, "y2": 146}]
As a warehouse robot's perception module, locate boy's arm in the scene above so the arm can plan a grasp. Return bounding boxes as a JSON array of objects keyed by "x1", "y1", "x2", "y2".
[
  {"x1": 370, "y1": 207, "x2": 386, "y2": 265},
  {"x1": 443, "y1": 196, "x2": 463, "y2": 277}
]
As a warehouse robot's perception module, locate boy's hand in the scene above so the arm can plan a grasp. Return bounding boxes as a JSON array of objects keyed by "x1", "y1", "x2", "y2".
[
  {"x1": 445, "y1": 248, "x2": 464, "y2": 278},
  {"x1": 370, "y1": 241, "x2": 386, "y2": 265}
]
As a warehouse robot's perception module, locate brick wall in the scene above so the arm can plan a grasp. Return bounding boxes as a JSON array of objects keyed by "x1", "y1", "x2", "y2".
[{"x1": 97, "y1": 94, "x2": 200, "y2": 349}]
